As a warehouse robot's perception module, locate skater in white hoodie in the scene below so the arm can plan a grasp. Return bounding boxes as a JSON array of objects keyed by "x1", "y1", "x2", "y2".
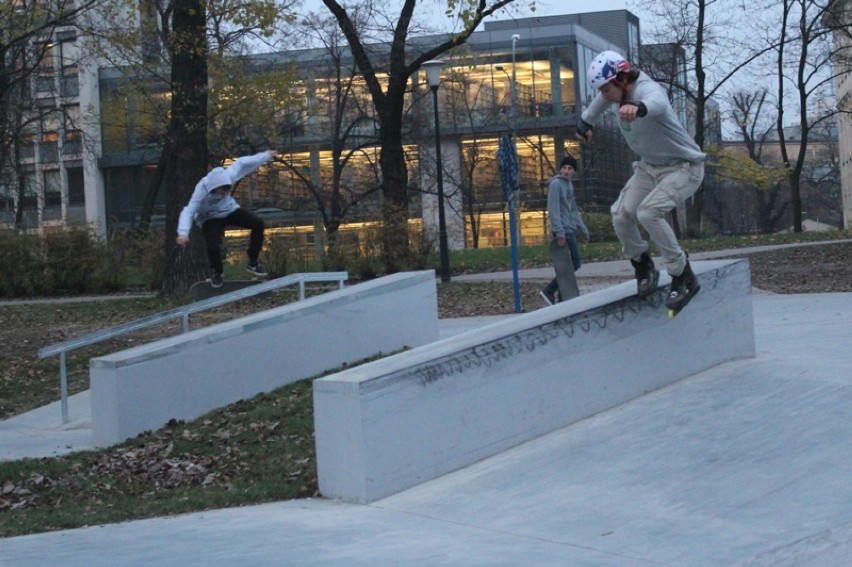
[
  {"x1": 176, "y1": 150, "x2": 278, "y2": 287},
  {"x1": 576, "y1": 51, "x2": 704, "y2": 312}
]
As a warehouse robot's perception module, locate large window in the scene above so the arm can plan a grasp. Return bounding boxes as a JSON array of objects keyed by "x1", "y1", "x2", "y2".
[
  {"x1": 103, "y1": 165, "x2": 160, "y2": 230},
  {"x1": 434, "y1": 48, "x2": 577, "y2": 132},
  {"x1": 269, "y1": 145, "x2": 415, "y2": 218},
  {"x1": 627, "y1": 21, "x2": 640, "y2": 64},
  {"x1": 59, "y1": 36, "x2": 79, "y2": 97},
  {"x1": 39, "y1": 113, "x2": 60, "y2": 162},
  {"x1": 19, "y1": 173, "x2": 38, "y2": 229},
  {"x1": 551, "y1": 47, "x2": 577, "y2": 115},
  {"x1": 67, "y1": 166, "x2": 84, "y2": 206},
  {"x1": 577, "y1": 45, "x2": 598, "y2": 108},
  {"x1": 63, "y1": 105, "x2": 82, "y2": 155},
  {"x1": 100, "y1": 82, "x2": 169, "y2": 153},
  {"x1": 43, "y1": 169, "x2": 62, "y2": 220},
  {"x1": 460, "y1": 134, "x2": 583, "y2": 247}
]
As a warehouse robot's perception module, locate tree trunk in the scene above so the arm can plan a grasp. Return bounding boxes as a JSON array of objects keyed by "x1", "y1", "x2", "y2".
[
  {"x1": 688, "y1": 0, "x2": 708, "y2": 236},
  {"x1": 160, "y1": 0, "x2": 210, "y2": 295},
  {"x1": 377, "y1": 119, "x2": 410, "y2": 273}
]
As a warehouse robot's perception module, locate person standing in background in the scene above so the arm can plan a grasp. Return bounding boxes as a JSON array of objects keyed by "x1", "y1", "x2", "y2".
[{"x1": 540, "y1": 154, "x2": 589, "y2": 305}]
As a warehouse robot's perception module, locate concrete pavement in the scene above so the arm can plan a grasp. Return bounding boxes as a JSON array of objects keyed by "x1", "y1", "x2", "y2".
[{"x1": 2, "y1": 253, "x2": 852, "y2": 565}]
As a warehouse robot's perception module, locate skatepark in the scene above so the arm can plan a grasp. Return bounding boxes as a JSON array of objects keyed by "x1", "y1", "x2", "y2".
[{"x1": 2, "y1": 248, "x2": 852, "y2": 566}]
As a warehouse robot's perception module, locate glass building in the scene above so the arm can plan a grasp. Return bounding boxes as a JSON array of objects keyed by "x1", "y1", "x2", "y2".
[{"x1": 7, "y1": 10, "x2": 645, "y2": 250}]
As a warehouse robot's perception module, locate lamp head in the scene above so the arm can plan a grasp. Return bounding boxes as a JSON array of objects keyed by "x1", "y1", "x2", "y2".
[
  {"x1": 422, "y1": 59, "x2": 443, "y2": 89},
  {"x1": 512, "y1": 34, "x2": 521, "y2": 41}
]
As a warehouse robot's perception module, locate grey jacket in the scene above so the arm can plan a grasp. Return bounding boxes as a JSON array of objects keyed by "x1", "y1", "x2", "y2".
[
  {"x1": 547, "y1": 175, "x2": 589, "y2": 241},
  {"x1": 581, "y1": 72, "x2": 705, "y2": 167}
]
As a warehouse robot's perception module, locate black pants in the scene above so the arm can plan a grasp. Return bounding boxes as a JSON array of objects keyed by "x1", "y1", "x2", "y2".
[{"x1": 201, "y1": 208, "x2": 265, "y2": 274}]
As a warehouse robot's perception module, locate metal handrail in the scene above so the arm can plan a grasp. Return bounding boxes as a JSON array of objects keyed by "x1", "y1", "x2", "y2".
[{"x1": 38, "y1": 272, "x2": 348, "y2": 423}]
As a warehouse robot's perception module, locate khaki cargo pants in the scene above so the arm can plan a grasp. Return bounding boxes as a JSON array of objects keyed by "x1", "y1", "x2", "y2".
[{"x1": 610, "y1": 160, "x2": 704, "y2": 277}]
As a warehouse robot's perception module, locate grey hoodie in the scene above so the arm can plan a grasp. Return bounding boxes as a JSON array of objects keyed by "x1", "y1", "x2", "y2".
[
  {"x1": 581, "y1": 72, "x2": 705, "y2": 167},
  {"x1": 177, "y1": 151, "x2": 273, "y2": 237},
  {"x1": 547, "y1": 175, "x2": 589, "y2": 241}
]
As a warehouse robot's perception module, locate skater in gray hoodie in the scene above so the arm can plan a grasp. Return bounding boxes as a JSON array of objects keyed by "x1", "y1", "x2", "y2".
[
  {"x1": 176, "y1": 150, "x2": 278, "y2": 287},
  {"x1": 577, "y1": 51, "x2": 704, "y2": 312}
]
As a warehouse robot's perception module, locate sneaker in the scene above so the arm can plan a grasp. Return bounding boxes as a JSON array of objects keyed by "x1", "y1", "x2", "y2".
[
  {"x1": 210, "y1": 272, "x2": 223, "y2": 288},
  {"x1": 539, "y1": 289, "x2": 556, "y2": 306},
  {"x1": 246, "y1": 263, "x2": 268, "y2": 277}
]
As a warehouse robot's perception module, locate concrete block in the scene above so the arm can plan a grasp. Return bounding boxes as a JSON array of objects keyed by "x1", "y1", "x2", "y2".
[
  {"x1": 314, "y1": 260, "x2": 755, "y2": 503},
  {"x1": 90, "y1": 271, "x2": 438, "y2": 446}
]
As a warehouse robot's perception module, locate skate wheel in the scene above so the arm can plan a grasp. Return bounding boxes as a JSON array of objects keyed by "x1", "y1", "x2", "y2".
[{"x1": 668, "y1": 309, "x2": 677, "y2": 319}]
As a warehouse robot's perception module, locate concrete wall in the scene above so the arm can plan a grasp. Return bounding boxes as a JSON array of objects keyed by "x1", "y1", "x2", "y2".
[
  {"x1": 90, "y1": 271, "x2": 438, "y2": 447},
  {"x1": 314, "y1": 260, "x2": 755, "y2": 503}
]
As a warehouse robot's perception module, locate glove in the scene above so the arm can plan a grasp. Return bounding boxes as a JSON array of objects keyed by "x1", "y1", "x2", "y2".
[{"x1": 576, "y1": 118, "x2": 593, "y2": 141}]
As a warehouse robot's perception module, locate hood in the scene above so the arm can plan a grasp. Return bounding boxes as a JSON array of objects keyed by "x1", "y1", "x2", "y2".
[{"x1": 206, "y1": 167, "x2": 231, "y2": 193}]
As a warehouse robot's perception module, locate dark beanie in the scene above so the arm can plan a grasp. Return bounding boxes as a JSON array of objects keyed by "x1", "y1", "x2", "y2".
[{"x1": 560, "y1": 155, "x2": 578, "y2": 170}]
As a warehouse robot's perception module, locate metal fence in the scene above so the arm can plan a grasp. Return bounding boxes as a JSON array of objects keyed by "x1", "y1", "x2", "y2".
[{"x1": 38, "y1": 272, "x2": 348, "y2": 423}]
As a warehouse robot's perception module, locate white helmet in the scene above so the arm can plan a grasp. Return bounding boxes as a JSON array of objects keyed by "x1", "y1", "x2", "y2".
[{"x1": 588, "y1": 50, "x2": 632, "y2": 90}]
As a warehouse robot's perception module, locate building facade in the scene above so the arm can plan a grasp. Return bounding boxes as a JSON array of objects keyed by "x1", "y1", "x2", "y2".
[
  {"x1": 4, "y1": 9, "x2": 648, "y2": 250},
  {"x1": 828, "y1": 0, "x2": 852, "y2": 228}
]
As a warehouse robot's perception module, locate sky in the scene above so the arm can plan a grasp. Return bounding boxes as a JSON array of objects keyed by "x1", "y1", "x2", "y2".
[
  {"x1": 296, "y1": 0, "x2": 639, "y2": 31},
  {"x1": 488, "y1": 0, "x2": 633, "y2": 19}
]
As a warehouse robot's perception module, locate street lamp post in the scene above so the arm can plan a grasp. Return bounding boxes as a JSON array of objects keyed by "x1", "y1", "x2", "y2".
[
  {"x1": 422, "y1": 59, "x2": 451, "y2": 283},
  {"x1": 494, "y1": 33, "x2": 523, "y2": 313},
  {"x1": 510, "y1": 33, "x2": 521, "y2": 244}
]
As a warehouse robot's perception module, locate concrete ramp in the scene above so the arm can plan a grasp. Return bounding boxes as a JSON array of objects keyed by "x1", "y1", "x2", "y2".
[{"x1": 314, "y1": 259, "x2": 755, "y2": 503}]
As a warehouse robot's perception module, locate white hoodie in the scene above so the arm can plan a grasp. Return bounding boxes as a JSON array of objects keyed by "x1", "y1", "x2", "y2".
[{"x1": 177, "y1": 151, "x2": 274, "y2": 237}]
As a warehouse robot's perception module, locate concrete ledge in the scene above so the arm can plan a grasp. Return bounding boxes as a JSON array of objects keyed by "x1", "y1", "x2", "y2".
[
  {"x1": 90, "y1": 271, "x2": 438, "y2": 446},
  {"x1": 314, "y1": 259, "x2": 755, "y2": 503}
]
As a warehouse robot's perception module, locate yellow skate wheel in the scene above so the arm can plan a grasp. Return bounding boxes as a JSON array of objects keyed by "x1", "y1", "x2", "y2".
[{"x1": 668, "y1": 308, "x2": 677, "y2": 319}]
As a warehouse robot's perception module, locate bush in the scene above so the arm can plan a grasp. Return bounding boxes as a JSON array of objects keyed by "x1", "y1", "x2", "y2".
[
  {"x1": 42, "y1": 226, "x2": 121, "y2": 294},
  {"x1": 265, "y1": 234, "x2": 296, "y2": 277},
  {"x1": 0, "y1": 230, "x2": 44, "y2": 297},
  {"x1": 0, "y1": 227, "x2": 129, "y2": 298},
  {"x1": 108, "y1": 229, "x2": 167, "y2": 290},
  {"x1": 314, "y1": 226, "x2": 430, "y2": 281},
  {"x1": 582, "y1": 211, "x2": 618, "y2": 243}
]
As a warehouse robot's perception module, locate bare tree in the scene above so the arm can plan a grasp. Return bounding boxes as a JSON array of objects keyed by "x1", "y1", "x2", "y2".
[
  {"x1": 636, "y1": 0, "x2": 757, "y2": 148},
  {"x1": 713, "y1": 89, "x2": 790, "y2": 232},
  {"x1": 803, "y1": 116, "x2": 842, "y2": 221},
  {"x1": 635, "y1": 0, "x2": 783, "y2": 230},
  {"x1": 436, "y1": 63, "x2": 506, "y2": 248},
  {"x1": 772, "y1": 0, "x2": 850, "y2": 232},
  {"x1": 318, "y1": 0, "x2": 528, "y2": 272},
  {"x1": 273, "y1": 9, "x2": 385, "y2": 255}
]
